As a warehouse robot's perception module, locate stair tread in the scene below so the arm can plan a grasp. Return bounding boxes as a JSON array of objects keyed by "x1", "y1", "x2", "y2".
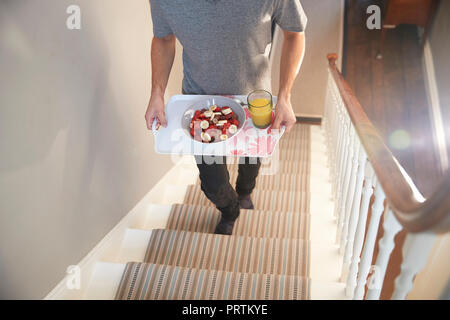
[
  {"x1": 101, "y1": 123, "x2": 315, "y2": 301},
  {"x1": 184, "y1": 185, "x2": 310, "y2": 213},
  {"x1": 166, "y1": 203, "x2": 310, "y2": 239},
  {"x1": 115, "y1": 262, "x2": 310, "y2": 300},
  {"x1": 227, "y1": 158, "x2": 311, "y2": 175},
  {"x1": 229, "y1": 171, "x2": 309, "y2": 191},
  {"x1": 143, "y1": 229, "x2": 309, "y2": 276}
]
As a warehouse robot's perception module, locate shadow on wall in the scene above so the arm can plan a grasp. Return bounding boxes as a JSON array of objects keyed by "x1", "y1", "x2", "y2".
[{"x1": 0, "y1": 0, "x2": 168, "y2": 299}]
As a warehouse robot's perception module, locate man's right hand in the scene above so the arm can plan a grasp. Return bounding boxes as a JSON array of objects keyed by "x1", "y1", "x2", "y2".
[{"x1": 145, "y1": 94, "x2": 167, "y2": 131}]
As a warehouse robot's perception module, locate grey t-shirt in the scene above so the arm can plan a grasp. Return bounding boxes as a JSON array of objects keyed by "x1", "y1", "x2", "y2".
[{"x1": 150, "y1": 0, "x2": 307, "y2": 95}]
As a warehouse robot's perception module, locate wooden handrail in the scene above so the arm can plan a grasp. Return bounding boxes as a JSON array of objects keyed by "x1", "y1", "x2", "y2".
[{"x1": 327, "y1": 53, "x2": 450, "y2": 234}]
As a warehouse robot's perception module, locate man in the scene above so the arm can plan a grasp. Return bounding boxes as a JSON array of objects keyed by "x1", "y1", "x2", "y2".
[{"x1": 145, "y1": 0, "x2": 307, "y2": 235}]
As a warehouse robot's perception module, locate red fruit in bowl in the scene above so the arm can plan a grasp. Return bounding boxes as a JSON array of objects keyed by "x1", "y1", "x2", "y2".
[{"x1": 193, "y1": 120, "x2": 202, "y2": 129}]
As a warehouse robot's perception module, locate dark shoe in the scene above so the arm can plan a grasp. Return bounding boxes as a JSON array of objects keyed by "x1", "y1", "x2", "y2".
[
  {"x1": 238, "y1": 194, "x2": 254, "y2": 210},
  {"x1": 214, "y1": 217, "x2": 236, "y2": 235}
]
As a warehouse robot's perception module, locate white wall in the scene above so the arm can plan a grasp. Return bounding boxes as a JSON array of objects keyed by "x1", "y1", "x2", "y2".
[
  {"x1": 0, "y1": 0, "x2": 344, "y2": 299},
  {"x1": 271, "y1": 0, "x2": 344, "y2": 117},
  {"x1": 0, "y1": 0, "x2": 182, "y2": 299}
]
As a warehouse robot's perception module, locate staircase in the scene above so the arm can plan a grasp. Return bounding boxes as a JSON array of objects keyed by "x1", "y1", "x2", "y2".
[
  {"x1": 81, "y1": 123, "x2": 347, "y2": 300},
  {"x1": 45, "y1": 55, "x2": 449, "y2": 301}
]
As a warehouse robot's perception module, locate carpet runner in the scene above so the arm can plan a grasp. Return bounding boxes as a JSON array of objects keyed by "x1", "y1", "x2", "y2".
[
  {"x1": 115, "y1": 263, "x2": 310, "y2": 300},
  {"x1": 114, "y1": 124, "x2": 312, "y2": 300},
  {"x1": 165, "y1": 204, "x2": 310, "y2": 239}
]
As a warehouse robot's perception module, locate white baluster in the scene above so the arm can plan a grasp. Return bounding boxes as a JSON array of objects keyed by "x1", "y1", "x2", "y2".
[
  {"x1": 346, "y1": 162, "x2": 374, "y2": 297},
  {"x1": 330, "y1": 103, "x2": 341, "y2": 194},
  {"x1": 326, "y1": 86, "x2": 337, "y2": 190},
  {"x1": 366, "y1": 208, "x2": 403, "y2": 299},
  {"x1": 336, "y1": 125, "x2": 355, "y2": 243},
  {"x1": 333, "y1": 114, "x2": 347, "y2": 219},
  {"x1": 391, "y1": 232, "x2": 436, "y2": 300},
  {"x1": 331, "y1": 103, "x2": 341, "y2": 180},
  {"x1": 332, "y1": 108, "x2": 344, "y2": 200},
  {"x1": 341, "y1": 146, "x2": 367, "y2": 281},
  {"x1": 335, "y1": 117, "x2": 349, "y2": 226},
  {"x1": 335, "y1": 104, "x2": 346, "y2": 183},
  {"x1": 336, "y1": 110, "x2": 348, "y2": 190},
  {"x1": 323, "y1": 79, "x2": 332, "y2": 163},
  {"x1": 353, "y1": 180, "x2": 386, "y2": 300},
  {"x1": 340, "y1": 138, "x2": 361, "y2": 254}
]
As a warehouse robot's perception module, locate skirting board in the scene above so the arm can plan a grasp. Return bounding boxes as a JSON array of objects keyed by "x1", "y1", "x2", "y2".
[{"x1": 422, "y1": 41, "x2": 448, "y2": 172}]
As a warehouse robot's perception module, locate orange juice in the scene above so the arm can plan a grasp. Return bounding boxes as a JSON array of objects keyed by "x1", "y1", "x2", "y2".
[{"x1": 249, "y1": 98, "x2": 272, "y2": 128}]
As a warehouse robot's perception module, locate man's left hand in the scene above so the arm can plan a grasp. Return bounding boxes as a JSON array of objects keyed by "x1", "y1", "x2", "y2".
[{"x1": 271, "y1": 97, "x2": 296, "y2": 133}]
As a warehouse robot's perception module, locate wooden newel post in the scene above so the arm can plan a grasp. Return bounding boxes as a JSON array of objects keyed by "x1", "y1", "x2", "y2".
[{"x1": 327, "y1": 53, "x2": 338, "y2": 66}]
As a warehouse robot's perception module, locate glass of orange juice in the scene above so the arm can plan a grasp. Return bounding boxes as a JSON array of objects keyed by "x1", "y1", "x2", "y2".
[{"x1": 247, "y1": 90, "x2": 273, "y2": 129}]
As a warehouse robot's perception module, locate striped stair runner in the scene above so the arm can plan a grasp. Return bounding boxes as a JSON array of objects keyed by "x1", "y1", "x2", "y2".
[
  {"x1": 143, "y1": 229, "x2": 309, "y2": 276},
  {"x1": 115, "y1": 124, "x2": 312, "y2": 300},
  {"x1": 165, "y1": 204, "x2": 310, "y2": 239},
  {"x1": 183, "y1": 185, "x2": 310, "y2": 213},
  {"x1": 227, "y1": 159, "x2": 310, "y2": 175},
  {"x1": 115, "y1": 263, "x2": 310, "y2": 300},
  {"x1": 219, "y1": 171, "x2": 309, "y2": 191}
]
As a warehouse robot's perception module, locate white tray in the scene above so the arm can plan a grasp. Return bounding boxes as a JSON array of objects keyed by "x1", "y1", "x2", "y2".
[{"x1": 153, "y1": 95, "x2": 285, "y2": 157}]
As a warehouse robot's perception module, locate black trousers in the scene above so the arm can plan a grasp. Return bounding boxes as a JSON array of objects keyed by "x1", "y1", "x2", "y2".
[{"x1": 195, "y1": 156, "x2": 261, "y2": 221}]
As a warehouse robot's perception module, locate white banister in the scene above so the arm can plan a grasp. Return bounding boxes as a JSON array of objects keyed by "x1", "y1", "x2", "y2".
[
  {"x1": 366, "y1": 208, "x2": 403, "y2": 300},
  {"x1": 324, "y1": 87, "x2": 335, "y2": 186},
  {"x1": 341, "y1": 145, "x2": 367, "y2": 281},
  {"x1": 346, "y1": 161, "x2": 374, "y2": 297},
  {"x1": 353, "y1": 180, "x2": 386, "y2": 300},
  {"x1": 339, "y1": 138, "x2": 362, "y2": 255},
  {"x1": 334, "y1": 114, "x2": 349, "y2": 220},
  {"x1": 326, "y1": 56, "x2": 444, "y2": 301},
  {"x1": 391, "y1": 232, "x2": 436, "y2": 300},
  {"x1": 336, "y1": 125, "x2": 355, "y2": 244},
  {"x1": 330, "y1": 103, "x2": 342, "y2": 195},
  {"x1": 324, "y1": 76, "x2": 338, "y2": 201}
]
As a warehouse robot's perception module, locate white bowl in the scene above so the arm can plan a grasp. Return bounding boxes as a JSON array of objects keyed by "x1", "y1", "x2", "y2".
[{"x1": 181, "y1": 96, "x2": 246, "y2": 144}]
